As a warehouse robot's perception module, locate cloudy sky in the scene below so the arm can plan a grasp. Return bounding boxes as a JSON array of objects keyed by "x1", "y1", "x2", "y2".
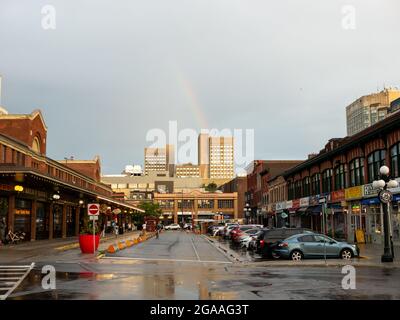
[{"x1": 0, "y1": 0, "x2": 399, "y2": 174}]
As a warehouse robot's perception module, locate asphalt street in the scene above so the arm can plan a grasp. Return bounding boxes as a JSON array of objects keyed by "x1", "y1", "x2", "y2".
[{"x1": 7, "y1": 231, "x2": 400, "y2": 300}]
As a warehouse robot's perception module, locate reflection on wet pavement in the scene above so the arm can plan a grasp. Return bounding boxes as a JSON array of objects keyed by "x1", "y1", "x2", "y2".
[{"x1": 8, "y1": 232, "x2": 400, "y2": 300}]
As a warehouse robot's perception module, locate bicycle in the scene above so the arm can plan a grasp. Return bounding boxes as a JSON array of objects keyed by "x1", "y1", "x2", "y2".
[{"x1": 6, "y1": 229, "x2": 26, "y2": 244}]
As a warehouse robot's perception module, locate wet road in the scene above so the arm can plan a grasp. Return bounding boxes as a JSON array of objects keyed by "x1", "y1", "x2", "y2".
[
  {"x1": 105, "y1": 231, "x2": 231, "y2": 263},
  {"x1": 8, "y1": 231, "x2": 400, "y2": 300}
]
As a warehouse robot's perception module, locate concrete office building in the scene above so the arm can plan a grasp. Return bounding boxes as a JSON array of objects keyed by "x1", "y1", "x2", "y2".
[
  {"x1": 346, "y1": 88, "x2": 400, "y2": 136},
  {"x1": 198, "y1": 133, "x2": 234, "y2": 179}
]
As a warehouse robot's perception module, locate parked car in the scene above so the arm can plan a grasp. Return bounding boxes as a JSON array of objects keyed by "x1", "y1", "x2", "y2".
[
  {"x1": 239, "y1": 229, "x2": 263, "y2": 249},
  {"x1": 272, "y1": 233, "x2": 360, "y2": 260},
  {"x1": 164, "y1": 223, "x2": 181, "y2": 230},
  {"x1": 231, "y1": 225, "x2": 263, "y2": 244},
  {"x1": 221, "y1": 223, "x2": 239, "y2": 238},
  {"x1": 254, "y1": 228, "x2": 313, "y2": 258}
]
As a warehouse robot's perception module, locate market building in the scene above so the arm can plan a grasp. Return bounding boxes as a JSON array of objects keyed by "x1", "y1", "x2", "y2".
[
  {"x1": 153, "y1": 190, "x2": 238, "y2": 225},
  {"x1": 283, "y1": 110, "x2": 400, "y2": 244},
  {"x1": 0, "y1": 109, "x2": 143, "y2": 242}
]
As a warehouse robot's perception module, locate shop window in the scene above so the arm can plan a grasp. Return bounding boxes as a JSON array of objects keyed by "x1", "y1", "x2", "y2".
[
  {"x1": 14, "y1": 199, "x2": 32, "y2": 240},
  {"x1": 390, "y1": 142, "x2": 400, "y2": 178},
  {"x1": 367, "y1": 150, "x2": 386, "y2": 183},
  {"x1": 349, "y1": 158, "x2": 364, "y2": 187}
]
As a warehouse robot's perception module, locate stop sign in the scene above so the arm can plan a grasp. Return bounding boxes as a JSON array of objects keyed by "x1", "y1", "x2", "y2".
[{"x1": 88, "y1": 203, "x2": 100, "y2": 216}]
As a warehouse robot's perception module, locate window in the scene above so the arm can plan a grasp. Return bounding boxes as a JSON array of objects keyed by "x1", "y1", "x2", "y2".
[
  {"x1": 390, "y1": 143, "x2": 400, "y2": 178},
  {"x1": 294, "y1": 180, "x2": 302, "y2": 199},
  {"x1": 349, "y1": 158, "x2": 364, "y2": 187},
  {"x1": 322, "y1": 169, "x2": 333, "y2": 193},
  {"x1": 1, "y1": 145, "x2": 6, "y2": 163},
  {"x1": 311, "y1": 173, "x2": 321, "y2": 195},
  {"x1": 32, "y1": 137, "x2": 41, "y2": 153},
  {"x1": 302, "y1": 177, "x2": 310, "y2": 197},
  {"x1": 287, "y1": 181, "x2": 295, "y2": 200},
  {"x1": 334, "y1": 164, "x2": 346, "y2": 190},
  {"x1": 367, "y1": 150, "x2": 386, "y2": 183},
  {"x1": 298, "y1": 235, "x2": 315, "y2": 242}
]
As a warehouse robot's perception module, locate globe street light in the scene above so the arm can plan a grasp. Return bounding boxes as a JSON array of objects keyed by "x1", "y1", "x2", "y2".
[{"x1": 373, "y1": 165, "x2": 398, "y2": 262}]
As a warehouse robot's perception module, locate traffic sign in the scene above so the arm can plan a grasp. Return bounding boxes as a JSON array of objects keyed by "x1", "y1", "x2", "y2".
[
  {"x1": 379, "y1": 190, "x2": 393, "y2": 204},
  {"x1": 88, "y1": 203, "x2": 100, "y2": 216}
]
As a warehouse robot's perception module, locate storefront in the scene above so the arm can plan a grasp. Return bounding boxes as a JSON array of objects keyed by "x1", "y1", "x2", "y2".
[
  {"x1": 327, "y1": 190, "x2": 346, "y2": 239},
  {"x1": 345, "y1": 186, "x2": 364, "y2": 243}
]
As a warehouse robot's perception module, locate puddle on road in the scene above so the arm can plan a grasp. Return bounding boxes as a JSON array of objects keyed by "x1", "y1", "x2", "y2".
[{"x1": 9, "y1": 268, "x2": 239, "y2": 300}]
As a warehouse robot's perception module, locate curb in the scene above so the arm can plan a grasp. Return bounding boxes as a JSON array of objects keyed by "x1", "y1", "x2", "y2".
[{"x1": 202, "y1": 235, "x2": 243, "y2": 263}]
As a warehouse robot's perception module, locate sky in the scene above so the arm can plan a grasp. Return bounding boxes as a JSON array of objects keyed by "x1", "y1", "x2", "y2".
[{"x1": 0, "y1": 0, "x2": 399, "y2": 174}]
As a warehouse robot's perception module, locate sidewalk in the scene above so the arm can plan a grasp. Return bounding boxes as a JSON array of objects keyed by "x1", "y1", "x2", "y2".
[{"x1": 0, "y1": 231, "x2": 141, "y2": 264}]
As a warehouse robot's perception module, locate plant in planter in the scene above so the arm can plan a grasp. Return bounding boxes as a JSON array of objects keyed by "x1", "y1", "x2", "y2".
[{"x1": 79, "y1": 221, "x2": 101, "y2": 254}]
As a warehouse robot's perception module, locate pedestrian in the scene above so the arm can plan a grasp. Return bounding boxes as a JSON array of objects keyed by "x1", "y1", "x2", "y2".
[
  {"x1": 142, "y1": 222, "x2": 147, "y2": 236},
  {"x1": 0, "y1": 217, "x2": 6, "y2": 245}
]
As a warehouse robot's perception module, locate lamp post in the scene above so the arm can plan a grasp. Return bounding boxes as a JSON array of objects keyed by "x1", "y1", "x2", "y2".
[
  {"x1": 244, "y1": 203, "x2": 251, "y2": 224},
  {"x1": 372, "y1": 165, "x2": 398, "y2": 262}
]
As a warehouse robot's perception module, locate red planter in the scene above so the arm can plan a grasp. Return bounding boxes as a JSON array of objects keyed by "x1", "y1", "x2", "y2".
[{"x1": 79, "y1": 234, "x2": 100, "y2": 254}]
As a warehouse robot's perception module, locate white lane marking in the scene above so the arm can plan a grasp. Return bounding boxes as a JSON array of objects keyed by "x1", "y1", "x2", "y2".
[
  {"x1": 101, "y1": 256, "x2": 232, "y2": 264},
  {"x1": 0, "y1": 263, "x2": 35, "y2": 300},
  {"x1": 190, "y1": 237, "x2": 201, "y2": 261}
]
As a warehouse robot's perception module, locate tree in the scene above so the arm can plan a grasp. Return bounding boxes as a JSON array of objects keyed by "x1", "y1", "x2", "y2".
[
  {"x1": 138, "y1": 201, "x2": 162, "y2": 217},
  {"x1": 205, "y1": 182, "x2": 218, "y2": 192}
]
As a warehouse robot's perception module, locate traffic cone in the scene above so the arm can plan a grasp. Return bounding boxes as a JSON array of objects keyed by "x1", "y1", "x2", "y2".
[
  {"x1": 117, "y1": 241, "x2": 126, "y2": 250},
  {"x1": 107, "y1": 245, "x2": 118, "y2": 253}
]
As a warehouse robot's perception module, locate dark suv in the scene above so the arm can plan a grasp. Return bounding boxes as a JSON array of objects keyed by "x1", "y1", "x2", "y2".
[{"x1": 254, "y1": 228, "x2": 313, "y2": 258}]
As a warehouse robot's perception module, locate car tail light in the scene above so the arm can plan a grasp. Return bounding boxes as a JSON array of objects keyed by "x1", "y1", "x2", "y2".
[
  {"x1": 260, "y1": 240, "x2": 264, "y2": 248},
  {"x1": 278, "y1": 242, "x2": 288, "y2": 247}
]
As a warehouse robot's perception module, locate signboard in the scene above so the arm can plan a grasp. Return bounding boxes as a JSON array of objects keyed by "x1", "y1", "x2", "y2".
[
  {"x1": 292, "y1": 199, "x2": 300, "y2": 209},
  {"x1": 309, "y1": 195, "x2": 320, "y2": 206},
  {"x1": 281, "y1": 212, "x2": 288, "y2": 219},
  {"x1": 286, "y1": 200, "x2": 293, "y2": 209},
  {"x1": 363, "y1": 183, "x2": 379, "y2": 197},
  {"x1": 331, "y1": 190, "x2": 345, "y2": 202},
  {"x1": 345, "y1": 186, "x2": 363, "y2": 200},
  {"x1": 89, "y1": 215, "x2": 99, "y2": 220},
  {"x1": 88, "y1": 203, "x2": 100, "y2": 216},
  {"x1": 276, "y1": 202, "x2": 286, "y2": 211},
  {"x1": 300, "y1": 197, "x2": 309, "y2": 207}
]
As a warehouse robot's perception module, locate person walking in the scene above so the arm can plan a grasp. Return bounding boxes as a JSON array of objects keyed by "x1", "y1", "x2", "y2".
[{"x1": 0, "y1": 217, "x2": 6, "y2": 245}]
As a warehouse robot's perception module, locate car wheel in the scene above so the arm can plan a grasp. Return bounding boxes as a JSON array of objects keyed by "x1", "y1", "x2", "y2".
[
  {"x1": 290, "y1": 250, "x2": 303, "y2": 261},
  {"x1": 341, "y1": 249, "x2": 353, "y2": 260}
]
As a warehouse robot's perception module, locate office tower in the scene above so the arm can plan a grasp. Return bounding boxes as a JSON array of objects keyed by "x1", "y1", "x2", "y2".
[{"x1": 346, "y1": 88, "x2": 400, "y2": 136}]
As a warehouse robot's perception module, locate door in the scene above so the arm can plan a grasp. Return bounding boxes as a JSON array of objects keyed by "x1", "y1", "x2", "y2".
[
  {"x1": 314, "y1": 235, "x2": 340, "y2": 257},
  {"x1": 35, "y1": 202, "x2": 49, "y2": 240},
  {"x1": 53, "y1": 204, "x2": 63, "y2": 238},
  {"x1": 66, "y1": 206, "x2": 76, "y2": 237},
  {"x1": 297, "y1": 235, "x2": 318, "y2": 257}
]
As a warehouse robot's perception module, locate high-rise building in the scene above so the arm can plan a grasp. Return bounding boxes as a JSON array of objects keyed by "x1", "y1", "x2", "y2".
[
  {"x1": 209, "y1": 136, "x2": 234, "y2": 179},
  {"x1": 346, "y1": 88, "x2": 400, "y2": 136},
  {"x1": 144, "y1": 147, "x2": 167, "y2": 175},
  {"x1": 198, "y1": 133, "x2": 210, "y2": 178},
  {"x1": 166, "y1": 144, "x2": 175, "y2": 177},
  {"x1": 175, "y1": 163, "x2": 200, "y2": 178}
]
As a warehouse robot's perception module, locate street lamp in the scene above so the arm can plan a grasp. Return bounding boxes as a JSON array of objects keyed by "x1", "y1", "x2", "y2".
[
  {"x1": 372, "y1": 165, "x2": 398, "y2": 262},
  {"x1": 244, "y1": 203, "x2": 251, "y2": 224}
]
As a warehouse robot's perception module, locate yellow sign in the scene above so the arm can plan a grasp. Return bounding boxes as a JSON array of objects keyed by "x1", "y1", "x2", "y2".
[
  {"x1": 356, "y1": 229, "x2": 365, "y2": 244},
  {"x1": 345, "y1": 186, "x2": 362, "y2": 200},
  {"x1": 15, "y1": 209, "x2": 30, "y2": 215}
]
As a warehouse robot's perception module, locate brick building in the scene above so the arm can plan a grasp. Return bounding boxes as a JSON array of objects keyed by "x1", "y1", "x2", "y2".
[
  {"x1": 0, "y1": 109, "x2": 142, "y2": 242},
  {"x1": 283, "y1": 110, "x2": 400, "y2": 244}
]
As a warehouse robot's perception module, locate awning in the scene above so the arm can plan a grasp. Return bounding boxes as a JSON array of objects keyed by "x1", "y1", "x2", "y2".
[
  {"x1": 305, "y1": 205, "x2": 322, "y2": 216},
  {"x1": 361, "y1": 197, "x2": 380, "y2": 205}
]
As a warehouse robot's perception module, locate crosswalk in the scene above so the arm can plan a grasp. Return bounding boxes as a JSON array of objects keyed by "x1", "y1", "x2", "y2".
[{"x1": 0, "y1": 263, "x2": 35, "y2": 300}]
